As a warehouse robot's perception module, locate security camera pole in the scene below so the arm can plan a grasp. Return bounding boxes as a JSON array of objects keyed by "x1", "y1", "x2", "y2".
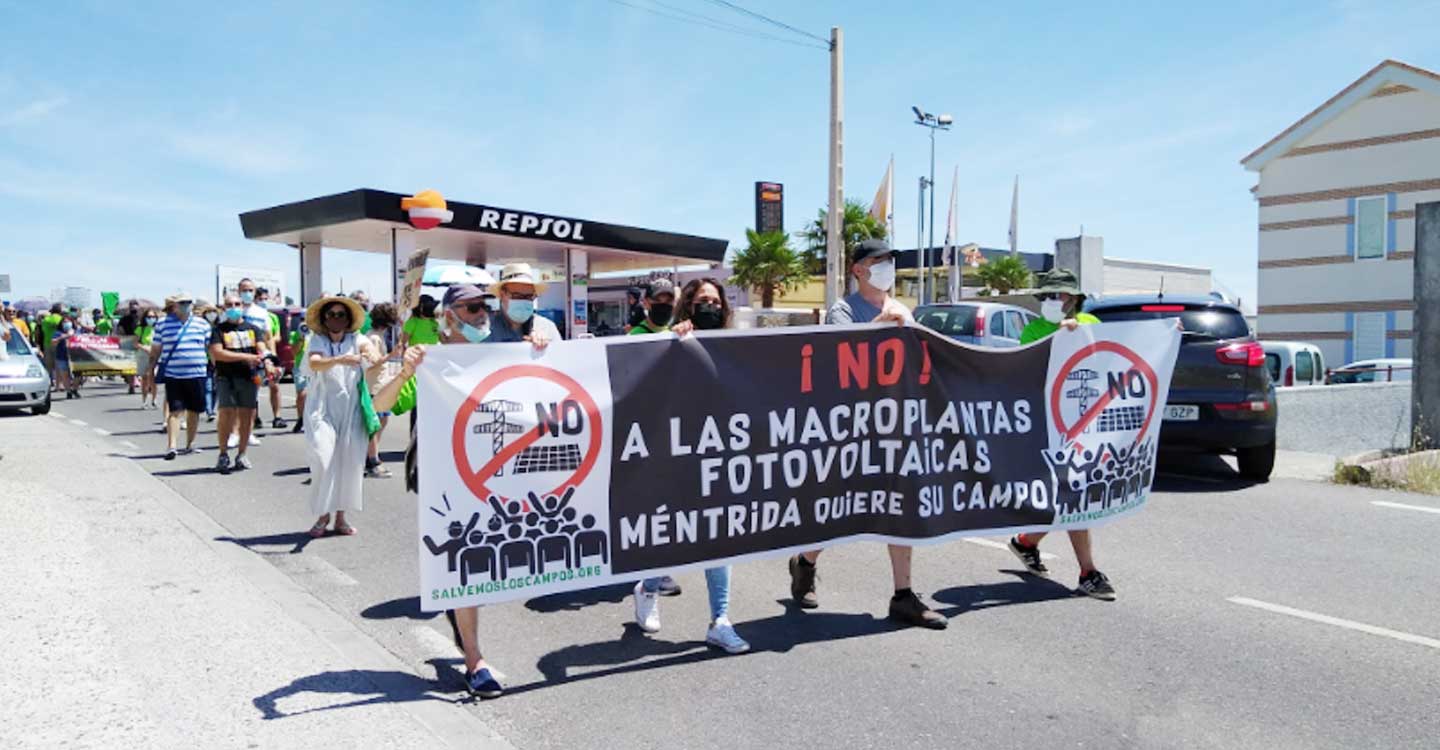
[
  {"x1": 913, "y1": 107, "x2": 952, "y2": 306},
  {"x1": 825, "y1": 27, "x2": 845, "y2": 309}
]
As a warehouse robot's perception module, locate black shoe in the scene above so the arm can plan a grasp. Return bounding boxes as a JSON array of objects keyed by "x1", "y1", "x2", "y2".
[
  {"x1": 272, "y1": 417, "x2": 288, "y2": 429},
  {"x1": 164, "y1": 449, "x2": 177, "y2": 461},
  {"x1": 1008, "y1": 536, "x2": 1049, "y2": 576},
  {"x1": 655, "y1": 575, "x2": 682, "y2": 597},
  {"x1": 216, "y1": 453, "x2": 232, "y2": 475},
  {"x1": 465, "y1": 667, "x2": 503, "y2": 699},
  {"x1": 1077, "y1": 570, "x2": 1117, "y2": 601},
  {"x1": 788, "y1": 555, "x2": 819, "y2": 609},
  {"x1": 254, "y1": 416, "x2": 263, "y2": 430},
  {"x1": 888, "y1": 590, "x2": 948, "y2": 630},
  {"x1": 291, "y1": 419, "x2": 304, "y2": 434}
]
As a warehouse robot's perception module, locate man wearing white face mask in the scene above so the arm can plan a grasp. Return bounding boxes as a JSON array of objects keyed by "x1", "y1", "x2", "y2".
[
  {"x1": 1011, "y1": 267, "x2": 1115, "y2": 600},
  {"x1": 486, "y1": 262, "x2": 560, "y2": 347},
  {"x1": 789, "y1": 238, "x2": 949, "y2": 630}
]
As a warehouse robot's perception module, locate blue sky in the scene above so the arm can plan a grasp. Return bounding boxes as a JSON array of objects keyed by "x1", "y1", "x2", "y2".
[{"x1": 2, "y1": 0, "x2": 1438, "y2": 309}]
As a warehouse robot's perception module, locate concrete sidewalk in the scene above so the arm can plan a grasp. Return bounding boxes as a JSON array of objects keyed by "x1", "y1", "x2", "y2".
[{"x1": 0, "y1": 414, "x2": 510, "y2": 749}]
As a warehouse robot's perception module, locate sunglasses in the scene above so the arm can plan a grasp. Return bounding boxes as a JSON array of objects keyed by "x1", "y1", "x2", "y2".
[
  {"x1": 506, "y1": 292, "x2": 536, "y2": 301},
  {"x1": 226, "y1": 301, "x2": 245, "y2": 308},
  {"x1": 1037, "y1": 293, "x2": 1062, "y2": 301},
  {"x1": 453, "y1": 302, "x2": 488, "y2": 315},
  {"x1": 323, "y1": 309, "x2": 351, "y2": 320}
]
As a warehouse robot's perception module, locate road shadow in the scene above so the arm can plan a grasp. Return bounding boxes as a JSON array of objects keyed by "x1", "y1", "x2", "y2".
[
  {"x1": 152, "y1": 467, "x2": 220, "y2": 477},
  {"x1": 217, "y1": 531, "x2": 315, "y2": 555},
  {"x1": 361, "y1": 596, "x2": 440, "y2": 621},
  {"x1": 253, "y1": 667, "x2": 459, "y2": 719},
  {"x1": 1153, "y1": 452, "x2": 1259, "y2": 493},
  {"x1": 272, "y1": 466, "x2": 310, "y2": 477},
  {"x1": 379, "y1": 449, "x2": 406, "y2": 463},
  {"x1": 930, "y1": 571, "x2": 1079, "y2": 614},
  {"x1": 524, "y1": 582, "x2": 635, "y2": 613}
]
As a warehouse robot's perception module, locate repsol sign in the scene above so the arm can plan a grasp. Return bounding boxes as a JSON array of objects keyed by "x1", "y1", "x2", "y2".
[{"x1": 477, "y1": 209, "x2": 587, "y2": 241}]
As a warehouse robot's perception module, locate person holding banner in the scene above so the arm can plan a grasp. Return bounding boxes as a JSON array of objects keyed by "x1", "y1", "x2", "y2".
[
  {"x1": 1008, "y1": 268, "x2": 1116, "y2": 601},
  {"x1": 371, "y1": 281, "x2": 551, "y2": 698},
  {"x1": 789, "y1": 238, "x2": 949, "y2": 630},
  {"x1": 629, "y1": 277, "x2": 751, "y2": 654},
  {"x1": 486, "y1": 263, "x2": 559, "y2": 345},
  {"x1": 300, "y1": 295, "x2": 378, "y2": 538}
]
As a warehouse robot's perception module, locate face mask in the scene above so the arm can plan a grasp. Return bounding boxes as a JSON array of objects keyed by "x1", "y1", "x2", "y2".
[
  {"x1": 204, "y1": 311, "x2": 219, "y2": 323},
  {"x1": 1041, "y1": 299, "x2": 1065, "y2": 323},
  {"x1": 460, "y1": 320, "x2": 491, "y2": 343},
  {"x1": 506, "y1": 299, "x2": 534, "y2": 324},
  {"x1": 145, "y1": 317, "x2": 157, "y2": 325},
  {"x1": 177, "y1": 303, "x2": 193, "y2": 316},
  {"x1": 225, "y1": 308, "x2": 243, "y2": 322},
  {"x1": 240, "y1": 291, "x2": 254, "y2": 304},
  {"x1": 691, "y1": 302, "x2": 725, "y2": 330},
  {"x1": 257, "y1": 300, "x2": 269, "y2": 310},
  {"x1": 61, "y1": 322, "x2": 73, "y2": 332},
  {"x1": 648, "y1": 303, "x2": 674, "y2": 326},
  {"x1": 867, "y1": 260, "x2": 896, "y2": 291}
]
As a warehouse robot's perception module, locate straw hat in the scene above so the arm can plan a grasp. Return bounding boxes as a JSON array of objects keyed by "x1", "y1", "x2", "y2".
[
  {"x1": 488, "y1": 262, "x2": 548, "y2": 296},
  {"x1": 305, "y1": 295, "x2": 366, "y2": 333}
]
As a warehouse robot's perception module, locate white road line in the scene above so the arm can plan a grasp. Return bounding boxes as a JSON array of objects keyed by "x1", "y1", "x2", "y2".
[
  {"x1": 68, "y1": 418, "x2": 87, "y2": 427},
  {"x1": 1227, "y1": 597, "x2": 1440, "y2": 650},
  {"x1": 1371, "y1": 500, "x2": 1440, "y2": 515},
  {"x1": 48, "y1": 411, "x2": 66, "y2": 419},
  {"x1": 963, "y1": 537, "x2": 1058, "y2": 560},
  {"x1": 92, "y1": 427, "x2": 111, "y2": 436},
  {"x1": 121, "y1": 440, "x2": 140, "y2": 451}
]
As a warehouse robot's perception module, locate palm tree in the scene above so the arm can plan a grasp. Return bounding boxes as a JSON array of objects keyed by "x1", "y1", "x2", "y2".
[
  {"x1": 729, "y1": 229, "x2": 810, "y2": 308},
  {"x1": 799, "y1": 199, "x2": 887, "y2": 275},
  {"x1": 976, "y1": 254, "x2": 1033, "y2": 294}
]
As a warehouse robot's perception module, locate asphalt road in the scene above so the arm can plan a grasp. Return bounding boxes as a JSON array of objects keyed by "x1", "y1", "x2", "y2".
[{"x1": 21, "y1": 380, "x2": 1440, "y2": 749}]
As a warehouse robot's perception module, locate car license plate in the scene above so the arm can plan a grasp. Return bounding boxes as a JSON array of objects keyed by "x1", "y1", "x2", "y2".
[{"x1": 1163, "y1": 405, "x2": 1199, "y2": 421}]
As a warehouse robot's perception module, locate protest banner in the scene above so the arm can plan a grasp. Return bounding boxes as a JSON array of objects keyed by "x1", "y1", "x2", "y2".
[
  {"x1": 67, "y1": 335, "x2": 138, "y2": 376},
  {"x1": 397, "y1": 248, "x2": 431, "y2": 320},
  {"x1": 414, "y1": 320, "x2": 1180, "y2": 610}
]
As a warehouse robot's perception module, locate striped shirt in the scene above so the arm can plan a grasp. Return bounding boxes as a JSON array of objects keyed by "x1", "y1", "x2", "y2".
[
  {"x1": 242, "y1": 304, "x2": 273, "y2": 338},
  {"x1": 154, "y1": 314, "x2": 212, "y2": 380}
]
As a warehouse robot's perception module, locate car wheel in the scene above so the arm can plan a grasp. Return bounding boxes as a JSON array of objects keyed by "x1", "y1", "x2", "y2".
[
  {"x1": 31, "y1": 397, "x2": 51, "y2": 416},
  {"x1": 1237, "y1": 440, "x2": 1275, "y2": 482}
]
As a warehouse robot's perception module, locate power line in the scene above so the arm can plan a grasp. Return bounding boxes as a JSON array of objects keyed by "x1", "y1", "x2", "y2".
[
  {"x1": 604, "y1": 0, "x2": 828, "y2": 50},
  {"x1": 699, "y1": 0, "x2": 831, "y2": 46}
]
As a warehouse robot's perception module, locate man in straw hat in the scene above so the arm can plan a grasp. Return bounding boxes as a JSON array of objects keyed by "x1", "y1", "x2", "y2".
[
  {"x1": 148, "y1": 292, "x2": 212, "y2": 460},
  {"x1": 487, "y1": 262, "x2": 559, "y2": 346},
  {"x1": 1007, "y1": 267, "x2": 1116, "y2": 601}
]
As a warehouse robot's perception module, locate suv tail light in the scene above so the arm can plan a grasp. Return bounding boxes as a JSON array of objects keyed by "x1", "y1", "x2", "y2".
[
  {"x1": 1284, "y1": 366, "x2": 1294, "y2": 386},
  {"x1": 1216, "y1": 342, "x2": 1264, "y2": 367},
  {"x1": 974, "y1": 311, "x2": 986, "y2": 337},
  {"x1": 1214, "y1": 401, "x2": 1271, "y2": 412}
]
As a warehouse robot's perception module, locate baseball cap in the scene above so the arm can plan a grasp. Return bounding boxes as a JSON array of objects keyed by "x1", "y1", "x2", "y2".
[
  {"x1": 646, "y1": 278, "x2": 676, "y2": 300},
  {"x1": 442, "y1": 283, "x2": 487, "y2": 307},
  {"x1": 851, "y1": 238, "x2": 896, "y2": 265},
  {"x1": 174, "y1": 292, "x2": 195, "y2": 303}
]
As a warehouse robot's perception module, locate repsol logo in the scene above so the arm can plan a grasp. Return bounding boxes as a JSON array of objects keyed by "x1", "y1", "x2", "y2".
[{"x1": 478, "y1": 209, "x2": 587, "y2": 241}]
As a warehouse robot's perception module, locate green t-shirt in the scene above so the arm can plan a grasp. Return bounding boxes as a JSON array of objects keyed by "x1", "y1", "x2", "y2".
[
  {"x1": 360, "y1": 311, "x2": 372, "y2": 335},
  {"x1": 391, "y1": 376, "x2": 418, "y2": 416},
  {"x1": 95, "y1": 317, "x2": 113, "y2": 335},
  {"x1": 137, "y1": 325, "x2": 154, "y2": 346},
  {"x1": 1019, "y1": 312, "x2": 1101, "y2": 345},
  {"x1": 402, "y1": 316, "x2": 442, "y2": 346},
  {"x1": 628, "y1": 319, "x2": 670, "y2": 335},
  {"x1": 40, "y1": 313, "x2": 62, "y2": 349}
]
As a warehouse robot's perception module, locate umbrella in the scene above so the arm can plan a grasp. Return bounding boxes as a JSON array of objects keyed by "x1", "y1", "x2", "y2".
[
  {"x1": 13, "y1": 297, "x2": 50, "y2": 315},
  {"x1": 423, "y1": 265, "x2": 495, "y2": 287},
  {"x1": 122, "y1": 297, "x2": 159, "y2": 310}
]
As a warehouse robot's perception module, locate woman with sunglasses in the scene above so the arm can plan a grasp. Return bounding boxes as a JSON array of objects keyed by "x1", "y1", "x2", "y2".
[
  {"x1": 635, "y1": 277, "x2": 750, "y2": 654},
  {"x1": 300, "y1": 295, "x2": 379, "y2": 538}
]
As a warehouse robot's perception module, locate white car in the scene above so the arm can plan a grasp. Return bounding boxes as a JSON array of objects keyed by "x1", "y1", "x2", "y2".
[
  {"x1": 1261, "y1": 341, "x2": 1327, "y2": 387},
  {"x1": 1328, "y1": 357, "x2": 1412, "y2": 384},
  {"x1": 0, "y1": 333, "x2": 52, "y2": 415},
  {"x1": 913, "y1": 302, "x2": 1039, "y2": 348}
]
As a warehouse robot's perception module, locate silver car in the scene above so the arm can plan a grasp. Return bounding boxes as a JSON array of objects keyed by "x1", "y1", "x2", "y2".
[
  {"x1": 0, "y1": 332, "x2": 52, "y2": 415},
  {"x1": 913, "y1": 302, "x2": 1039, "y2": 348}
]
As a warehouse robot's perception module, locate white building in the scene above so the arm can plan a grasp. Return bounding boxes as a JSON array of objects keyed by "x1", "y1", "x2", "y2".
[{"x1": 1242, "y1": 59, "x2": 1440, "y2": 367}]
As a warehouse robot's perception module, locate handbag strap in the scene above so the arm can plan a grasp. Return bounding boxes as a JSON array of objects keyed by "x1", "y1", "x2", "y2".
[{"x1": 156, "y1": 315, "x2": 194, "y2": 376}]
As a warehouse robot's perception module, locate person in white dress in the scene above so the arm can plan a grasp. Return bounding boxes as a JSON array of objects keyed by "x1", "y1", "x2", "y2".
[{"x1": 300, "y1": 295, "x2": 379, "y2": 538}]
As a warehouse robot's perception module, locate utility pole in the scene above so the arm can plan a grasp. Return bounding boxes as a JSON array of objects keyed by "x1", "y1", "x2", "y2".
[
  {"x1": 917, "y1": 176, "x2": 928, "y2": 301},
  {"x1": 912, "y1": 106, "x2": 951, "y2": 306},
  {"x1": 824, "y1": 27, "x2": 845, "y2": 309}
]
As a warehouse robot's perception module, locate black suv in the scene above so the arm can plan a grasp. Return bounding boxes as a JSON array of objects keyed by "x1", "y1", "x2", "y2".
[{"x1": 1085, "y1": 295, "x2": 1277, "y2": 481}]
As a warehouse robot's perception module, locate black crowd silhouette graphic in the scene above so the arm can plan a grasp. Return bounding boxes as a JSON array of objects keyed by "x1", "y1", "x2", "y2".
[
  {"x1": 1045, "y1": 437, "x2": 1157, "y2": 516},
  {"x1": 424, "y1": 487, "x2": 609, "y2": 586}
]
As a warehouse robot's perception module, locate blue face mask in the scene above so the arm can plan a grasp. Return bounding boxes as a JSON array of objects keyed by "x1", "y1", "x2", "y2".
[
  {"x1": 506, "y1": 299, "x2": 534, "y2": 324},
  {"x1": 460, "y1": 320, "x2": 491, "y2": 343},
  {"x1": 61, "y1": 322, "x2": 73, "y2": 332},
  {"x1": 225, "y1": 307, "x2": 243, "y2": 322},
  {"x1": 240, "y1": 291, "x2": 255, "y2": 304}
]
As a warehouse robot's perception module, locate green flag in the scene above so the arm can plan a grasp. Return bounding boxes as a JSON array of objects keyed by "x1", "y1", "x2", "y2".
[{"x1": 101, "y1": 292, "x2": 120, "y2": 317}]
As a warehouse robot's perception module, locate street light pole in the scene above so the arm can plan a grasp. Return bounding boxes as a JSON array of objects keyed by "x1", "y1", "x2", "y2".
[
  {"x1": 912, "y1": 106, "x2": 951, "y2": 306},
  {"x1": 824, "y1": 27, "x2": 845, "y2": 310},
  {"x1": 917, "y1": 175, "x2": 929, "y2": 300}
]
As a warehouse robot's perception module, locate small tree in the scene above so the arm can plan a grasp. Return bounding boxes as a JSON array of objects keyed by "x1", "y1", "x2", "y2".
[
  {"x1": 799, "y1": 199, "x2": 887, "y2": 275},
  {"x1": 730, "y1": 229, "x2": 810, "y2": 308},
  {"x1": 976, "y1": 254, "x2": 1032, "y2": 294}
]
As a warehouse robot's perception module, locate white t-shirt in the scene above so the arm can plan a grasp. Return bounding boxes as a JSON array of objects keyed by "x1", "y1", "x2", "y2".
[{"x1": 242, "y1": 304, "x2": 273, "y2": 338}]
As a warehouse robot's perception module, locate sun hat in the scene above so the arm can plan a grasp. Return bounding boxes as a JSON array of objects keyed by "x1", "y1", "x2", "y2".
[
  {"x1": 1032, "y1": 268, "x2": 1083, "y2": 297},
  {"x1": 305, "y1": 295, "x2": 366, "y2": 333},
  {"x1": 488, "y1": 262, "x2": 548, "y2": 296}
]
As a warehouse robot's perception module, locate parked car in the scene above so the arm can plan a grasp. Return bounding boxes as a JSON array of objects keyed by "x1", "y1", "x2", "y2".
[
  {"x1": 0, "y1": 332, "x2": 52, "y2": 415},
  {"x1": 914, "y1": 301, "x2": 1039, "y2": 348},
  {"x1": 1261, "y1": 341, "x2": 1327, "y2": 387},
  {"x1": 1327, "y1": 357, "x2": 1412, "y2": 384},
  {"x1": 1085, "y1": 294, "x2": 1277, "y2": 481}
]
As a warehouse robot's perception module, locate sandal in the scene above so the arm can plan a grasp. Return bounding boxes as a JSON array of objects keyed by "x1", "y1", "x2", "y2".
[
  {"x1": 307, "y1": 519, "x2": 330, "y2": 538},
  {"x1": 334, "y1": 523, "x2": 358, "y2": 536}
]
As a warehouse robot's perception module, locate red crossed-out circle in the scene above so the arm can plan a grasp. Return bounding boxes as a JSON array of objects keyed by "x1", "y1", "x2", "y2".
[
  {"x1": 1048, "y1": 341, "x2": 1159, "y2": 447},
  {"x1": 451, "y1": 364, "x2": 603, "y2": 504}
]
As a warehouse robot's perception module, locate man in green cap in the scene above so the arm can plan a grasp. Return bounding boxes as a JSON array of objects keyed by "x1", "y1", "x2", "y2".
[{"x1": 1010, "y1": 267, "x2": 1116, "y2": 601}]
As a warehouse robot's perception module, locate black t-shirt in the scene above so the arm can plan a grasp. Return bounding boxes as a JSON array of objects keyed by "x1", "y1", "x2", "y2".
[
  {"x1": 627, "y1": 303, "x2": 647, "y2": 328},
  {"x1": 116, "y1": 312, "x2": 140, "y2": 336},
  {"x1": 209, "y1": 321, "x2": 263, "y2": 379}
]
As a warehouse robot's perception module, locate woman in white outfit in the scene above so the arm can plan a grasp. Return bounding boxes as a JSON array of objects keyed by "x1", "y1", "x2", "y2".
[{"x1": 301, "y1": 295, "x2": 378, "y2": 538}]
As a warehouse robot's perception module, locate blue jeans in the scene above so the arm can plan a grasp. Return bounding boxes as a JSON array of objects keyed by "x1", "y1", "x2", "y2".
[
  {"x1": 203, "y1": 374, "x2": 216, "y2": 415},
  {"x1": 643, "y1": 567, "x2": 731, "y2": 620}
]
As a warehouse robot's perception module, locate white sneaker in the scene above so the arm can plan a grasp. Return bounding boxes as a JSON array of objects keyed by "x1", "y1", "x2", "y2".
[
  {"x1": 633, "y1": 582, "x2": 661, "y2": 633},
  {"x1": 248, "y1": 434, "x2": 263, "y2": 446},
  {"x1": 227, "y1": 433, "x2": 240, "y2": 449},
  {"x1": 705, "y1": 618, "x2": 750, "y2": 654}
]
